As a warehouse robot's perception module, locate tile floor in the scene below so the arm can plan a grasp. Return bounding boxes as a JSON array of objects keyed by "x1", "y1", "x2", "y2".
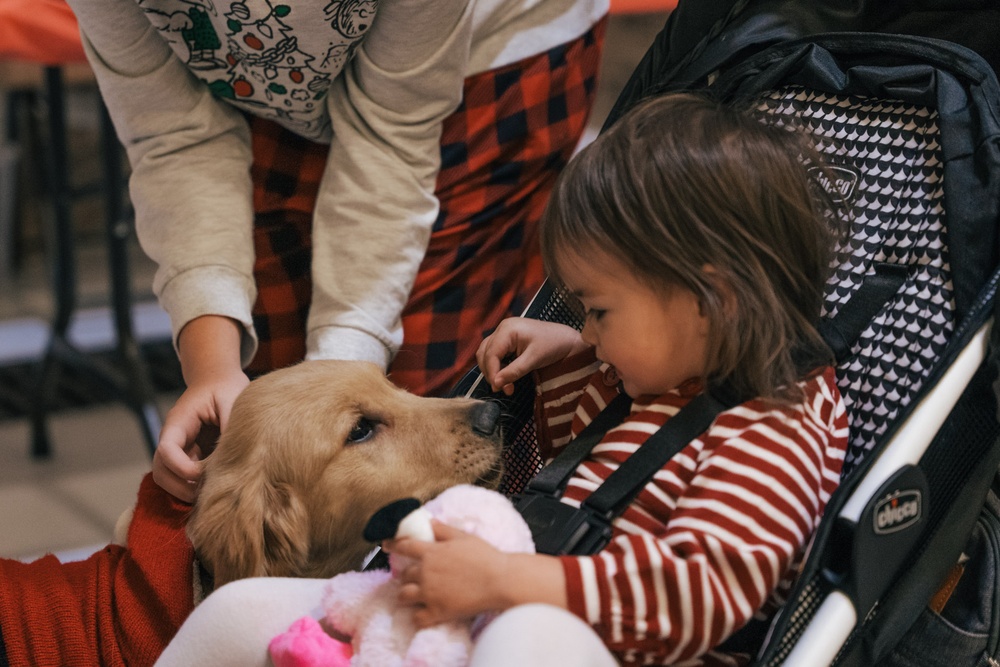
[{"x1": 0, "y1": 12, "x2": 670, "y2": 562}]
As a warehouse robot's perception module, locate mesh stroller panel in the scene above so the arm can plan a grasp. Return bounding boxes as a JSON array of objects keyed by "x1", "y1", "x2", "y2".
[
  {"x1": 755, "y1": 86, "x2": 954, "y2": 472},
  {"x1": 453, "y1": 282, "x2": 584, "y2": 496}
]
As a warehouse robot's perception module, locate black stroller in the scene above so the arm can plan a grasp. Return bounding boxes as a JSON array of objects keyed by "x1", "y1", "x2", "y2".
[{"x1": 451, "y1": 2, "x2": 1000, "y2": 665}]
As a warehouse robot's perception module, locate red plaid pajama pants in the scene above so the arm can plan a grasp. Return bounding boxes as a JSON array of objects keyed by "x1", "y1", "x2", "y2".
[{"x1": 247, "y1": 21, "x2": 605, "y2": 396}]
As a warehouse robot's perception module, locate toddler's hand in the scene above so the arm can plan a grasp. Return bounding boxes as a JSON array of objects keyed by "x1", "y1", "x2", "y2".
[
  {"x1": 391, "y1": 521, "x2": 510, "y2": 627},
  {"x1": 476, "y1": 318, "x2": 589, "y2": 395}
]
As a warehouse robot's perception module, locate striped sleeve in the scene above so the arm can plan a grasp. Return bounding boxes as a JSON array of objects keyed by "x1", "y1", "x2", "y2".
[
  {"x1": 559, "y1": 368, "x2": 848, "y2": 665},
  {"x1": 533, "y1": 349, "x2": 608, "y2": 461}
]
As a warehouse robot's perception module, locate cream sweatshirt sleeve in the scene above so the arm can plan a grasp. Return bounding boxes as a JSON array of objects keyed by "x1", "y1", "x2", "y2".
[
  {"x1": 304, "y1": 0, "x2": 473, "y2": 367},
  {"x1": 67, "y1": 0, "x2": 259, "y2": 365},
  {"x1": 68, "y1": 0, "x2": 596, "y2": 370}
]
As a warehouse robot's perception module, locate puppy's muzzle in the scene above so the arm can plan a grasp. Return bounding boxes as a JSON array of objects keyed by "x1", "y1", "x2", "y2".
[{"x1": 470, "y1": 401, "x2": 502, "y2": 436}]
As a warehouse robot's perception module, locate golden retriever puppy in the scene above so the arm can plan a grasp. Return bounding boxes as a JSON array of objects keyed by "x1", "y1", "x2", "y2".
[
  {"x1": 188, "y1": 360, "x2": 504, "y2": 588},
  {"x1": 0, "y1": 360, "x2": 501, "y2": 666}
]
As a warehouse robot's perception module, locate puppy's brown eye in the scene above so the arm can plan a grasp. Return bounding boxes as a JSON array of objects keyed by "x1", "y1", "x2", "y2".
[{"x1": 347, "y1": 417, "x2": 377, "y2": 444}]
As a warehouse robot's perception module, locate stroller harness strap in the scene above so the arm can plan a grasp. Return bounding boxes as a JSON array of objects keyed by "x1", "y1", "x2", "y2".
[
  {"x1": 586, "y1": 389, "x2": 735, "y2": 518},
  {"x1": 515, "y1": 388, "x2": 737, "y2": 555},
  {"x1": 818, "y1": 261, "x2": 909, "y2": 364},
  {"x1": 524, "y1": 392, "x2": 633, "y2": 497}
]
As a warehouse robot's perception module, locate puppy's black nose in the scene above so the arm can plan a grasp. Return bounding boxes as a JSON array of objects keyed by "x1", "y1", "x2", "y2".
[{"x1": 470, "y1": 401, "x2": 501, "y2": 436}]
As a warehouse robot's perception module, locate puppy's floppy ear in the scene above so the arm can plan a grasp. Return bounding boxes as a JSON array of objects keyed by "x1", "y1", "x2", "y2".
[
  {"x1": 259, "y1": 481, "x2": 312, "y2": 578},
  {"x1": 189, "y1": 477, "x2": 311, "y2": 587}
]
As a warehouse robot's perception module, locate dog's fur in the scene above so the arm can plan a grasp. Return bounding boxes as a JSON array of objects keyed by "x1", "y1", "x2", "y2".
[{"x1": 187, "y1": 360, "x2": 503, "y2": 587}]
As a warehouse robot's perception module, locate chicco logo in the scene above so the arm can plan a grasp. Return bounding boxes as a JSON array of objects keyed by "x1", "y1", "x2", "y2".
[
  {"x1": 873, "y1": 490, "x2": 922, "y2": 535},
  {"x1": 811, "y1": 165, "x2": 859, "y2": 205}
]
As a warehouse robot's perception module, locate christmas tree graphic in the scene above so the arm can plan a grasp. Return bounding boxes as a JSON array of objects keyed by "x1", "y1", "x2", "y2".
[{"x1": 217, "y1": 0, "x2": 329, "y2": 131}]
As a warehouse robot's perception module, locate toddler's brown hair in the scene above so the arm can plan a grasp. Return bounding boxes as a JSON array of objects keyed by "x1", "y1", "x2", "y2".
[{"x1": 541, "y1": 92, "x2": 841, "y2": 401}]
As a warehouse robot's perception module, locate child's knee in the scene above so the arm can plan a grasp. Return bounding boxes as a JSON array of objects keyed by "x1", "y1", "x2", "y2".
[
  {"x1": 471, "y1": 604, "x2": 616, "y2": 667},
  {"x1": 201, "y1": 578, "x2": 274, "y2": 613},
  {"x1": 199, "y1": 577, "x2": 326, "y2": 627},
  {"x1": 158, "y1": 578, "x2": 328, "y2": 667}
]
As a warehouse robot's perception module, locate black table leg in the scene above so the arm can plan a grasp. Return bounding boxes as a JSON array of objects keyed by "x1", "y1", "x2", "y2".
[{"x1": 28, "y1": 65, "x2": 160, "y2": 458}]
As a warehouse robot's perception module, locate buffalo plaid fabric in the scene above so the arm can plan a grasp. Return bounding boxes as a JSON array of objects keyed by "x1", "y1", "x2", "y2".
[{"x1": 247, "y1": 20, "x2": 605, "y2": 396}]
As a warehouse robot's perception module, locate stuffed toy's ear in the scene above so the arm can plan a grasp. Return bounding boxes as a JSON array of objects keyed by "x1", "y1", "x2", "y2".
[{"x1": 363, "y1": 497, "x2": 422, "y2": 542}]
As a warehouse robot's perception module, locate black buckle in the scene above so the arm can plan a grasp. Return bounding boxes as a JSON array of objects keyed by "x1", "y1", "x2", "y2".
[{"x1": 513, "y1": 492, "x2": 613, "y2": 556}]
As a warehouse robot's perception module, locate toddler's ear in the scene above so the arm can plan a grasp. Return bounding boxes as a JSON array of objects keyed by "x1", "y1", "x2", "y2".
[
  {"x1": 363, "y1": 497, "x2": 422, "y2": 542},
  {"x1": 700, "y1": 264, "x2": 736, "y2": 319}
]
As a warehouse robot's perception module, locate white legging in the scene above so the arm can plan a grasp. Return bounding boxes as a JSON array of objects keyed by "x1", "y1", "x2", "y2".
[
  {"x1": 154, "y1": 578, "x2": 618, "y2": 666},
  {"x1": 470, "y1": 603, "x2": 618, "y2": 667}
]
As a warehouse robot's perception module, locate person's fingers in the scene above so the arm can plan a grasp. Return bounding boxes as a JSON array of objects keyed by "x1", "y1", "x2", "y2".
[
  {"x1": 398, "y1": 562, "x2": 420, "y2": 584},
  {"x1": 479, "y1": 353, "x2": 502, "y2": 389},
  {"x1": 490, "y1": 351, "x2": 536, "y2": 391},
  {"x1": 387, "y1": 537, "x2": 429, "y2": 560},
  {"x1": 397, "y1": 581, "x2": 422, "y2": 606},
  {"x1": 477, "y1": 337, "x2": 511, "y2": 387},
  {"x1": 475, "y1": 335, "x2": 494, "y2": 371},
  {"x1": 167, "y1": 478, "x2": 197, "y2": 504},
  {"x1": 153, "y1": 410, "x2": 207, "y2": 503},
  {"x1": 152, "y1": 454, "x2": 198, "y2": 504},
  {"x1": 156, "y1": 423, "x2": 204, "y2": 480},
  {"x1": 430, "y1": 520, "x2": 465, "y2": 541}
]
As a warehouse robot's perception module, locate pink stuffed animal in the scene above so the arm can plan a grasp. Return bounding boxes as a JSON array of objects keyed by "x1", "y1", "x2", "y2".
[{"x1": 269, "y1": 484, "x2": 536, "y2": 667}]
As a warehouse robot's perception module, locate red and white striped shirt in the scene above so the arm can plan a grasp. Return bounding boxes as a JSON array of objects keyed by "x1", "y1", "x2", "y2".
[{"x1": 534, "y1": 352, "x2": 848, "y2": 666}]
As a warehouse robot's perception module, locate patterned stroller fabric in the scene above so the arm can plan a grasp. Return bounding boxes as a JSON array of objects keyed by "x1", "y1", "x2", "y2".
[
  {"x1": 451, "y1": 22, "x2": 1000, "y2": 667},
  {"x1": 711, "y1": 39, "x2": 1000, "y2": 664},
  {"x1": 757, "y1": 86, "x2": 953, "y2": 471}
]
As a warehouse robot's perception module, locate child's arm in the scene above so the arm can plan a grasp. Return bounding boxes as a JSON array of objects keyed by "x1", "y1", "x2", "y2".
[
  {"x1": 153, "y1": 315, "x2": 249, "y2": 503},
  {"x1": 476, "y1": 318, "x2": 591, "y2": 395},
  {"x1": 557, "y1": 379, "x2": 848, "y2": 664},
  {"x1": 67, "y1": 0, "x2": 260, "y2": 367},
  {"x1": 387, "y1": 522, "x2": 567, "y2": 628}
]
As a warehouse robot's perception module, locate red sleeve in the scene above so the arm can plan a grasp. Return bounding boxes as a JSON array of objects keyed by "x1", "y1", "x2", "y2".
[{"x1": 0, "y1": 473, "x2": 195, "y2": 667}]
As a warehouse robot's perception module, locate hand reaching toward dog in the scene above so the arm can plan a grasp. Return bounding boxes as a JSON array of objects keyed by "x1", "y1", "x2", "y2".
[
  {"x1": 389, "y1": 521, "x2": 568, "y2": 627},
  {"x1": 153, "y1": 316, "x2": 249, "y2": 503},
  {"x1": 154, "y1": 373, "x2": 248, "y2": 503},
  {"x1": 476, "y1": 318, "x2": 589, "y2": 395}
]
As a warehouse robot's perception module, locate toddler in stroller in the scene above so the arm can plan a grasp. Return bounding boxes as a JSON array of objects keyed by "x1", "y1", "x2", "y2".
[{"x1": 156, "y1": 91, "x2": 849, "y2": 666}]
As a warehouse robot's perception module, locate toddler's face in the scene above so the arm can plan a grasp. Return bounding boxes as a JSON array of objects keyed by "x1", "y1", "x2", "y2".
[{"x1": 556, "y1": 247, "x2": 709, "y2": 398}]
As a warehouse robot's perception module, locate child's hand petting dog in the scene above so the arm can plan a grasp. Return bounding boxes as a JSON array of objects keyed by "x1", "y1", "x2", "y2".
[
  {"x1": 154, "y1": 370, "x2": 249, "y2": 503},
  {"x1": 476, "y1": 318, "x2": 590, "y2": 396}
]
